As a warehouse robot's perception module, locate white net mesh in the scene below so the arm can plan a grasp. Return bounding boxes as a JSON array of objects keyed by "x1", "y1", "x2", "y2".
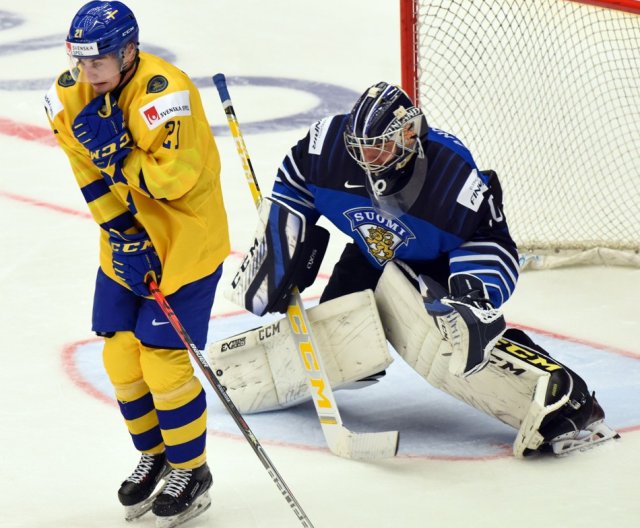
[{"x1": 408, "y1": 0, "x2": 640, "y2": 266}]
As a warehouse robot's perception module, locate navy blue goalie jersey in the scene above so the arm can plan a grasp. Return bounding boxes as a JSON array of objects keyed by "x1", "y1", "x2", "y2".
[{"x1": 271, "y1": 114, "x2": 519, "y2": 308}]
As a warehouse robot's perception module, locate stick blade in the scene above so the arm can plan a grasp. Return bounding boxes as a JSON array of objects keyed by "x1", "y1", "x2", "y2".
[{"x1": 327, "y1": 427, "x2": 399, "y2": 460}]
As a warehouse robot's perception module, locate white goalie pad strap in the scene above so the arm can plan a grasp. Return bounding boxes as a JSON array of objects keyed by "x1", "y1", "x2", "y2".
[
  {"x1": 224, "y1": 197, "x2": 305, "y2": 316},
  {"x1": 512, "y1": 374, "x2": 570, "y2": 457},
  {"x1": 207, "y1": 290, "x2": 393, "y2": 414},
  {"x1": 374, "y1": 262, "x2": 571, "y2": 457}
]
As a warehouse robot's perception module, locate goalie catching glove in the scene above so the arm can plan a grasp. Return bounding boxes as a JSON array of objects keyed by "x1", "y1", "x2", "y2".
[
  {"x1": 225, "y1": 197, "x2": 330, "y2": 315},
  {"x1": 412, "y1": 268, "x2": 506, "y2": 377}
]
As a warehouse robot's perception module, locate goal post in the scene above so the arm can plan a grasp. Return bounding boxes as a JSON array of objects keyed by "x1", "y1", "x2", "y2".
[{"x1": 400, "y1": 0, "x2": 640, "y2": 269}]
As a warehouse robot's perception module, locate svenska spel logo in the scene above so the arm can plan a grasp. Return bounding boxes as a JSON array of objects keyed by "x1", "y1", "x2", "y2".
[{"x1": 143, "y1": 106, "x2": 160, "y2": 125}]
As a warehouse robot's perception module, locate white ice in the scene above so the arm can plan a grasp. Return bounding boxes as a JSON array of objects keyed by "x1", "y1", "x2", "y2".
[{"x1": 0, "y1": 2, "x2": 639, "y2": 527}]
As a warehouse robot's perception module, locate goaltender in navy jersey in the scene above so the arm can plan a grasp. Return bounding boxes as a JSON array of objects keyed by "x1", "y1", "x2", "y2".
[
  {"x1": 223, "y1": 83, "x2": 618, "y2": 460},
  {"x1": 272, "y1": 113, "x2": 519, "y2": 308}
]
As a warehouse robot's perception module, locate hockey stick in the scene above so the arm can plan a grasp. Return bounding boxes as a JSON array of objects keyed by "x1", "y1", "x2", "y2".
[
  {"x1": 212, "y1": 73, "x2": 399, "y2": 460},
  {"x1": 146, "y1": 279, "x2": 314, "y2": 527}
]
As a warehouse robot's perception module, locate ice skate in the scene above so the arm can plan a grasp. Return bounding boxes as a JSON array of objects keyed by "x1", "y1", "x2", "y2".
[
  {"x1": 118, "y1": 452, "x2": 170, "y2": 521},
  {"x1": 152, "y1": 463, "x2": 213, "y2": 528},
  {"x1": 541, "y1": 392, "x2": 620, "y2": 456}
]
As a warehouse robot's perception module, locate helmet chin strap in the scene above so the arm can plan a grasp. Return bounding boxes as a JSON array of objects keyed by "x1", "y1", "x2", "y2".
[{"x1": 115, "y1": 50, "x2": 139, "y2": 91}]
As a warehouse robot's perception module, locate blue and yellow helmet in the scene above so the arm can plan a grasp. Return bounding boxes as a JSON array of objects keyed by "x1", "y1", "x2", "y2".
[{"x1": 66, "y1": 1, "x2": 138, "y2": 59}]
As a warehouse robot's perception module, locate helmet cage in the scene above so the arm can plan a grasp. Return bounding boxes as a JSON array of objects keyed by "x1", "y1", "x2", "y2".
[{"x1": 344, "y1": 106, "x2": 425, "y2": 177}]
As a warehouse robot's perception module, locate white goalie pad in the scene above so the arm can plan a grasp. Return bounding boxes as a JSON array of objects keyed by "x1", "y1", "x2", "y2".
[
  {"x1": 374, "y1": 262, "x2": 571, "y2": 457},
  {"x1": 208, "y1": 290, "x2": 393, "y2": 414}
]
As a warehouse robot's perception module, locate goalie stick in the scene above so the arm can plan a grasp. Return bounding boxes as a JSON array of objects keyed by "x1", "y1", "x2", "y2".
[
  {"x1": 146, "y1": 280, "x2": 314, "y2": 528},
  {"x1": 213, "y1": 73, "x2": 399, "y2": 460}
]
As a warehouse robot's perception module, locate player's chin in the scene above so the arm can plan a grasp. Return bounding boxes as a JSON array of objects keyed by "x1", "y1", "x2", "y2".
[{"x1": 90, "y1": 82, "x2": 111, "y2": 94}]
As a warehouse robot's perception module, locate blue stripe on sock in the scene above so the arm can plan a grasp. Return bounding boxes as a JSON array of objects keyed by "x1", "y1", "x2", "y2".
[
  {"x1": 131, "y1": 425, "x2": 163, "y2": 452},
  {"x1": 118, "y1": 392, "x2": 155, "y2": 421},
  {"x1": 156, "y1": 389, "x2": 206, "y2": 430},
  {"x1": 165, "y1": 430, "x2": 207, "y2": 465}
]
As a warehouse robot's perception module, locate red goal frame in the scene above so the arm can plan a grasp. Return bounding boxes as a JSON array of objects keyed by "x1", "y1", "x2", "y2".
[{"x1": 400, "y1": 0, "x2": 640, "y2": 103}]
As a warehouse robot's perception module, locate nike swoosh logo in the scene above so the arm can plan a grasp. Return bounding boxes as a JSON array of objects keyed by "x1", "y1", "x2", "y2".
[
  {"x1": 151, "y1": 319, "x2": 170, "y2": 326},
  {"x1": 344, "y1": 181, "x2": 365, "y2": 189}
]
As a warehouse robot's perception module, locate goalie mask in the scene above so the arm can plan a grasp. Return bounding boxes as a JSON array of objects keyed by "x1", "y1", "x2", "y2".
[
  {"x1": 344, "y1": 82, "x2": 427, "y2": 197},
  {"x1": 65, "y1": 1, "x2": 139, "y2": 84}
]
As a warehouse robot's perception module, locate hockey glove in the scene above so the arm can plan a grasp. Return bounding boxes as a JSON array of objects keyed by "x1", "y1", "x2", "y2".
[
  {"x1": 448, "y1": 273, "x2": 494, "y2": 310},
  {"x1": 109, "y1": 229, "x2": 162, "y2": 297},
  {"x1": 72, "y1": 92, "x2": 133, "y2": 170},
  {"x1": 442, "y1": 273, "x2": 506, "y2": 376}
]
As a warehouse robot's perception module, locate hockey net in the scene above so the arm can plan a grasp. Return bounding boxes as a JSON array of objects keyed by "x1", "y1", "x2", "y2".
[{"x1": 400, "y1": 0, "x2": 640, "y2": 269}]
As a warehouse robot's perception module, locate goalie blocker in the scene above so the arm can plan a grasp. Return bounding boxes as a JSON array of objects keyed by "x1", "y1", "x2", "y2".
[
  {"x1": 226, "y1": 197, "x2": 329, "y2": 316},
  {"x1": 375, "y1": 262, "x2": 618, "y2": 456}
]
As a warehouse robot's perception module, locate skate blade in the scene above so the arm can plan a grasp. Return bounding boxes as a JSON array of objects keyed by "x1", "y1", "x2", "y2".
[
  {"x1": 124, "y1": 470, "x2": 171, "y2": 522},
  {"x1": 155, "y1": 493, "x2": 212, "y2": 528},
  {"x1": 124, "y1": 498, "x2": 154, "y2": 521},
  {"x1": 551, "y1": 420, "x2": 620, "y2": 457}
]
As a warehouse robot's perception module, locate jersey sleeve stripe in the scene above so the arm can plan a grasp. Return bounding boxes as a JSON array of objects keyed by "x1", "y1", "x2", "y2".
[
  {"x1": 99, "y1": 211, "x2": 137, "y2": 232},
  {"x1": 271, "y1": 190, "x2": 315, "y2": 211},
  {"x1": 278, "y1": 160, "x2": 314, "y2": 199},
  {"x1": 80, "y1": 178, "x2": 111, "y2": 203},
  {"x1": 458, "y1": 240, "x2": 520, "y2": 271},
  {"x1": 449, "y1": 254, "x2": 518, "y2": 289}
]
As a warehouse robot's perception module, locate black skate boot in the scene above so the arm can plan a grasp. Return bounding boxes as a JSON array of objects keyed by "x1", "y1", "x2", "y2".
[
  {"x1": 152, "y1": 463, "x2": 213, "y2": 528},
  {"x1": 539, "y1": 391, "x2": 620, "y2": 456},
  {"x1": 118, "y1": 452, "x2": 170, "y2": 521}
]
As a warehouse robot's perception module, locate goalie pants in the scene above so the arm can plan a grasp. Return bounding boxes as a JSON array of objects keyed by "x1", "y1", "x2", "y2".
[
  {"x1": 94, "y1": 267, "x2": 222, "y2": 469},
  {"x1": 320, "y1": 242, "x2": 450, "y2": 302}
]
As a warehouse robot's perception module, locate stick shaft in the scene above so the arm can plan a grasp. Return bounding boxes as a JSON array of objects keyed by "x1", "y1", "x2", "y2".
[
  {"x1": 212, "y1": 73, "x2": 345, "y2": 432},
  {"x1": 147, "y1": 279, "x2": 314, "y2": 527},
  {"x1": 212, "y1": 73, "x2": 399, "y2": 461}
]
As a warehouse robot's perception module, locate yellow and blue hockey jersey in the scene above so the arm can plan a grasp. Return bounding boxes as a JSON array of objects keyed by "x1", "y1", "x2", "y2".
[{"x1": 44, "y1": 51, "x2": 229, "y2": 295}]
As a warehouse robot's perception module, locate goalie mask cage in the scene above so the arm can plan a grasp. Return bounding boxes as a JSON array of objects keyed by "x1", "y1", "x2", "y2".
[{"x1": 400, "y1": 0, "x2": 640, "y2": 268}]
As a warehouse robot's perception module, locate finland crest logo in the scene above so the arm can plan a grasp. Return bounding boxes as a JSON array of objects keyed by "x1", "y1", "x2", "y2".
[{"x1": 344, "y1": 207, "x2": 415, "y2": 265}]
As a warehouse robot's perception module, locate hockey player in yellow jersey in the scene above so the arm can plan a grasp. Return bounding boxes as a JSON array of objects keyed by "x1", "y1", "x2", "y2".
[{"x1": 44, "y1": 2, "x2": 229, "y2": 526}]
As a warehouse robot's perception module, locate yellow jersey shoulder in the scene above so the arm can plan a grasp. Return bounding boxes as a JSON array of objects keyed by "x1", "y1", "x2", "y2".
[
  {"x1": 131, "y1": 51, "x2": 194, "y2": 95},
  {"x1": 44, "y1": 70, "x2": 90, "y2": 124}
]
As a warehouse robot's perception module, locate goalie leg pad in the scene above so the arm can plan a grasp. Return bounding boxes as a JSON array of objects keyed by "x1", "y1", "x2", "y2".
[
  {"x1": 208, "y1": 290, "x2": 393, "y2": 413},
  {"x1": 374, "y1": 262, "x2": 614, "y2": 457}
]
